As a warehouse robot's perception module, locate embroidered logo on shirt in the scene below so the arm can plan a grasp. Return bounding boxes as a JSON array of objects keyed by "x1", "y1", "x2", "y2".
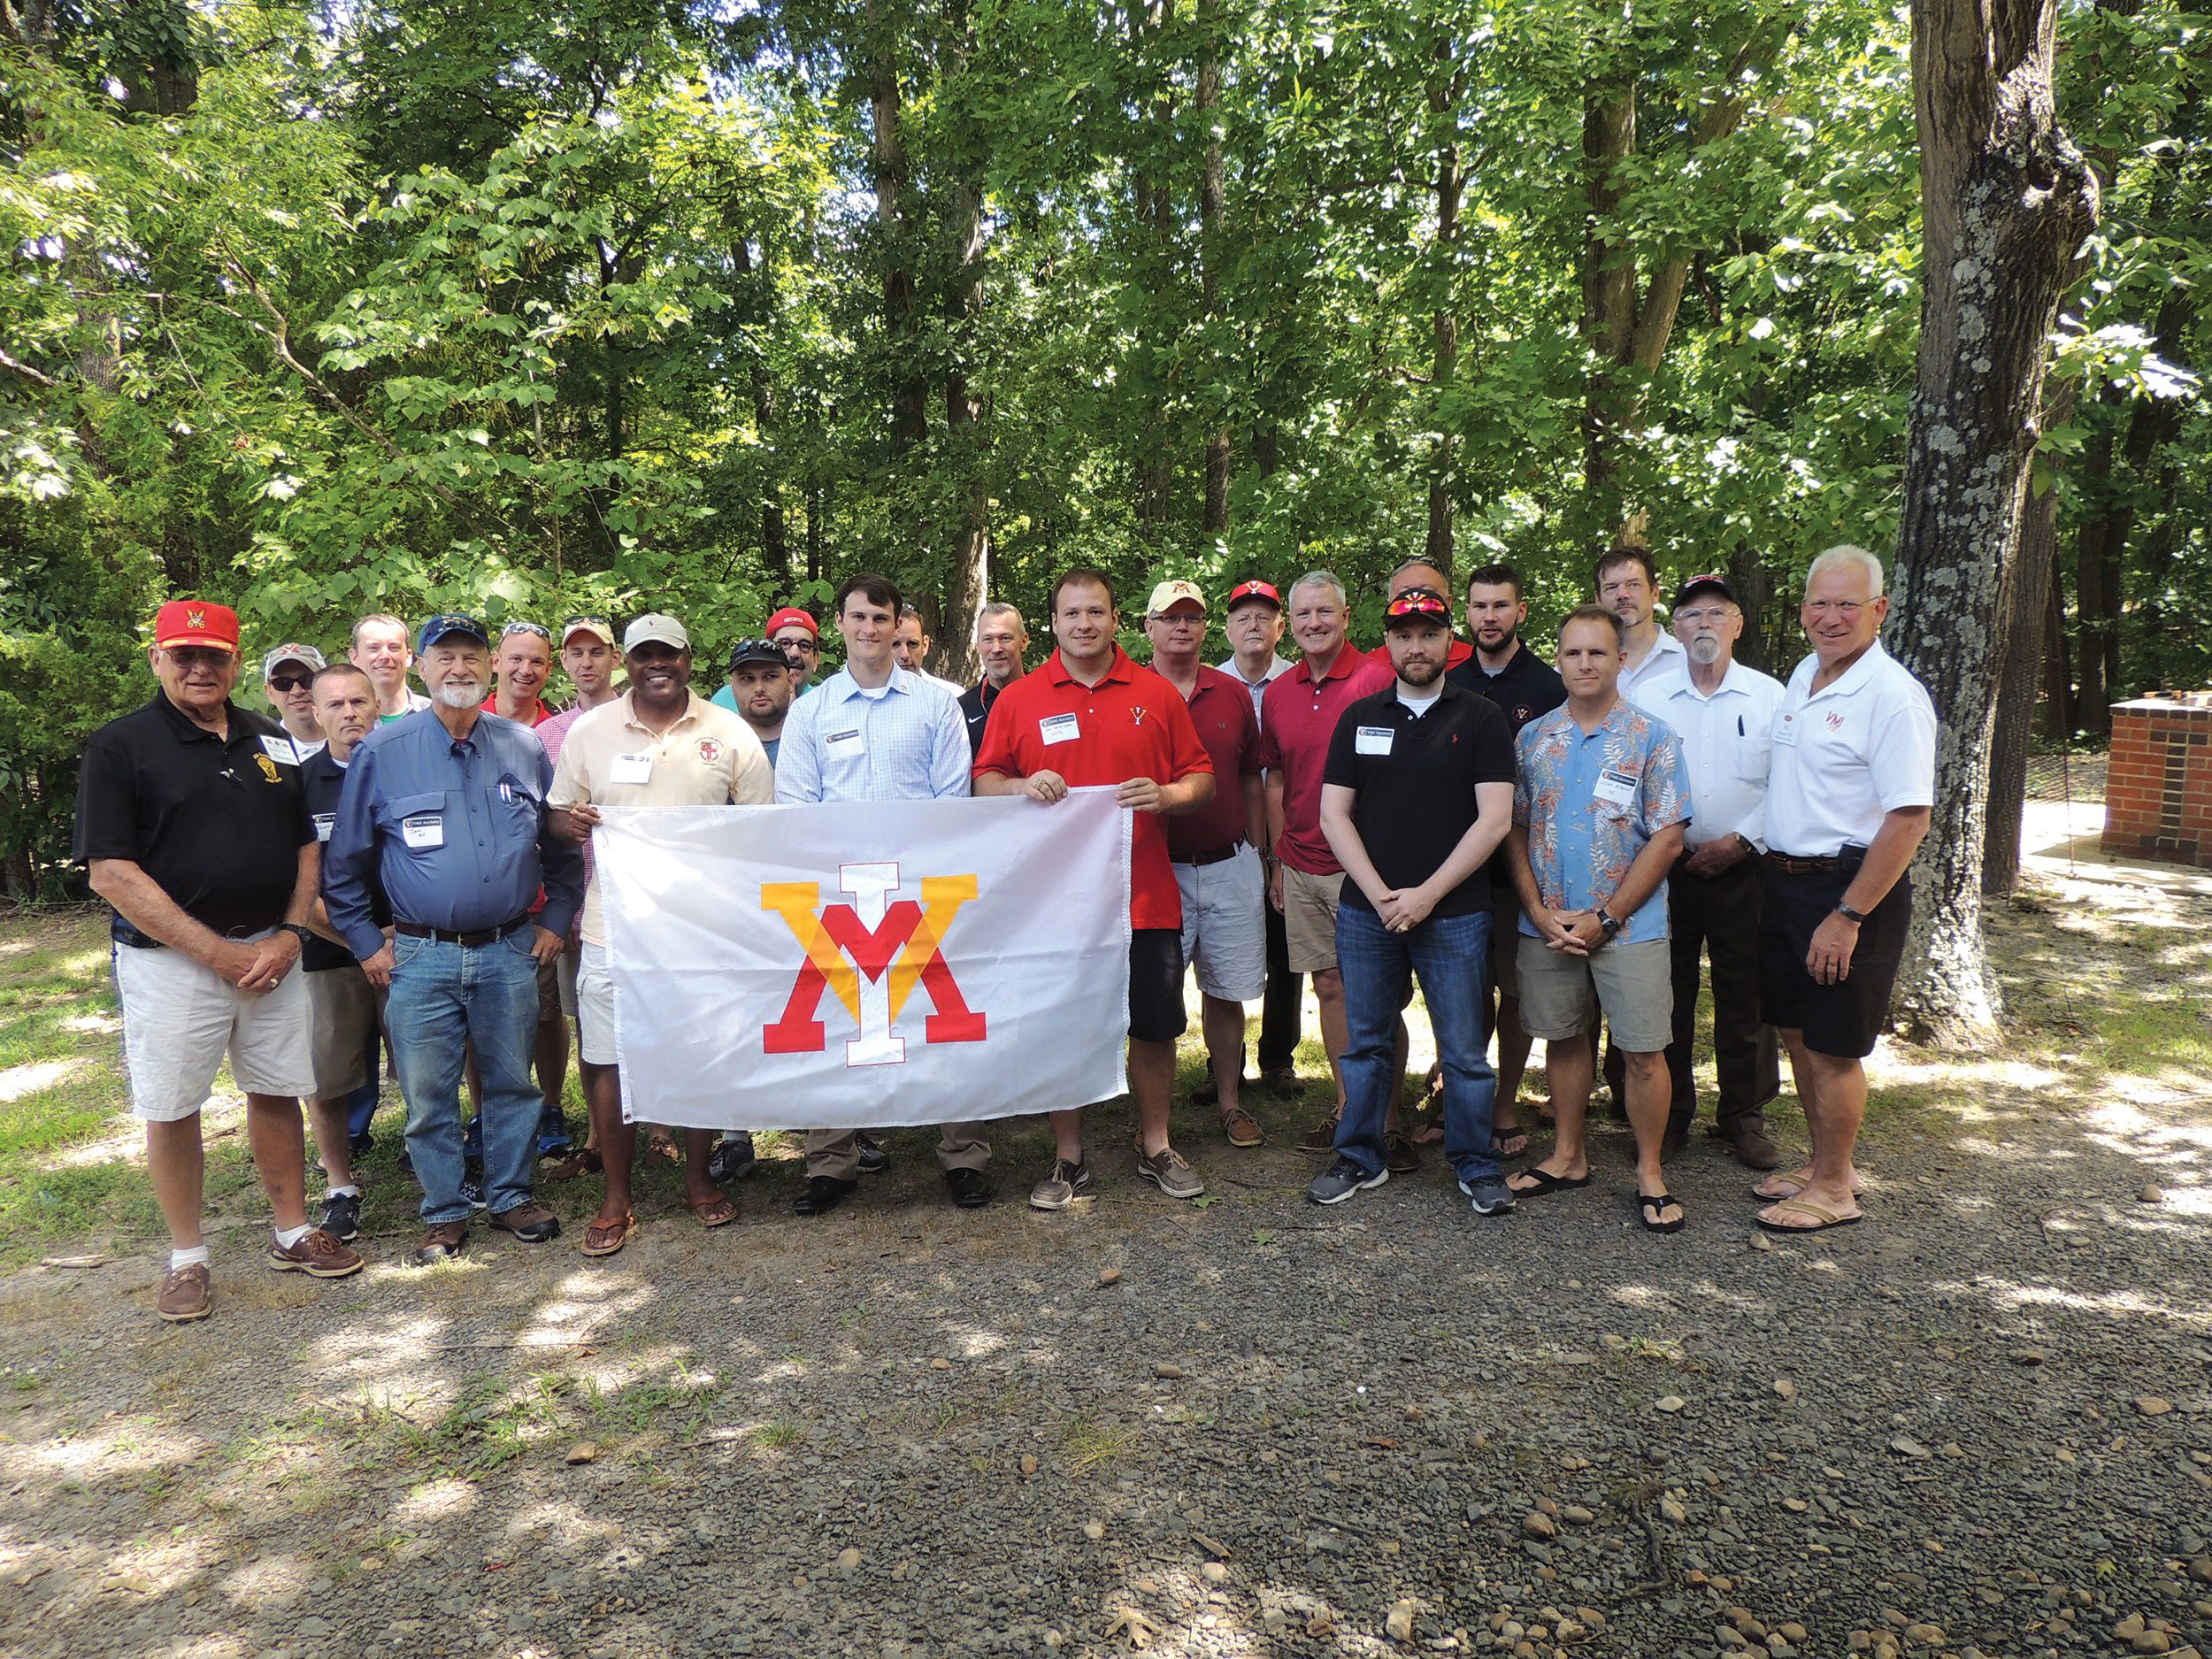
[
  {"x1": 1129, "y1": 706, "x2": 1148, "y2": 726},
  {"x1": 697, "y1": 738, "x2": 725, "y2": 764},
  {"x1": 1824, "y1": 711, "x2": 1846, "y2": 731},
  {"x1": 254, "y1": 752, "x2": 280, "y2": 783}
]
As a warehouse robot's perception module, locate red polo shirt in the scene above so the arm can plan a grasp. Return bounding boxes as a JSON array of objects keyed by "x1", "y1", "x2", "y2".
[
  {"x1": 974, "y1": 646, "x2": 1213, "y2": 931},
  {"x1": 481, "y1": 693, "x2": 555, "y2": 728},
  {"x1": 1257, "y1": 646, "x2": 1393, "y2": 875},
  {"x1": 1166, "y1": 664, "x2": 1262, "y2": 858}
]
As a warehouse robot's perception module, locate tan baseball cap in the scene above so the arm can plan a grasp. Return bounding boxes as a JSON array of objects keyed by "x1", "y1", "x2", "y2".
[
  {"x1": 622, "y1": 614, "x2": 690, "y2": 652},
  {"x1": 1146, "y1": 580, "x2": 1207, "y2": 618}
]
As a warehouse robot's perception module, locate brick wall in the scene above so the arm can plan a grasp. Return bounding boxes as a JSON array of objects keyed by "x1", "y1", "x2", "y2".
[{"x1": 2102, "y1": 695, "x2": 2212, "y2": 868}]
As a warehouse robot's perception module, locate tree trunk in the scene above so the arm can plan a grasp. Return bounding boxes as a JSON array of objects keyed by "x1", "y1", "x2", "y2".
[
  {"x1": 2038, "y1": 567, "x2": 2070, "y2": 737},
  {"x1": 1198, "y1": 0, "x2": 1231, "y2": 538},
  {"x1": 733, "y1": 240, "x2": 789, "y2": 587},
  {"x1": 2071, "y1": 422, "x2": 2116, "y2": 734},
  {"x1": 1886, "y1": 0, "x2": 2098, "y2": 1046},
  {"x1": 867, "y1": 0, "x2": 928, "y2": 448},
  {"x1": 1982, "y1": 383, "x2": 2075, "y2": 897},
  {"x1": 1727, "y1": 541, "x2": 1773, "y2": 673}
]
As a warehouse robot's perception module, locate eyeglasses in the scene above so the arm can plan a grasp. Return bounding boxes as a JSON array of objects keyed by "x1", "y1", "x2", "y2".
[
  {"x1": 772, "y1": 634, "x2": 819, "y2": 655},
  {"x1": 267, "y1": 673, "x2": 314, "y2": 693},
  {"x1": 1804, "y1": 600, "x2": 1869, "y2": 618},
  {"x1": 501, "y1": 621, "x2": 552, "y2": 641},
  {"x1": 1674, "y1": 607, "x2": 1732, "y2": 626},
  {"x1": 165, "y1": 647, "x2": 234, "y2": 670}
]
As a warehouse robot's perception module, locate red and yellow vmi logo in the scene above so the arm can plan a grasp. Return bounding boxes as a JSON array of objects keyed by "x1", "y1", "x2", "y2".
[{"x1": 762, "y1": 863, "x2": 987, "y2": 1064}]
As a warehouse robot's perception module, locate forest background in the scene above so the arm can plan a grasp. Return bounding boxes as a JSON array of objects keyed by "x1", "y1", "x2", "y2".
[{"x1": 0, "y1": 0, "x2": 2204, "y2": 904}]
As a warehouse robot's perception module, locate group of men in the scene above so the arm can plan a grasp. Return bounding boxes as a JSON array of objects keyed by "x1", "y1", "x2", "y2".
[{"x1": 75, "y1": 541, "x2": 1933, "y2": 1324}]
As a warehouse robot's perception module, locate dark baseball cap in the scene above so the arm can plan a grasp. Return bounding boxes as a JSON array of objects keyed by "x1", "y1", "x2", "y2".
[
  {"x1": 1383, "y1": 587, "x2": 1452, "y2": 629},
  {"x1": 417, "y1": 614, "x2": 491, "y2": 651},
  {"x1": 726, "y1": 637, "x2": 789, "y2": 673},
  {"x1": 1674, "y1": 572, "x2": 1737, "y2": 608}
]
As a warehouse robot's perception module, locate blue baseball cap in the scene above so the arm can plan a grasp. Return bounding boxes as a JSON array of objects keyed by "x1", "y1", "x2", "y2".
[{"x1": 416, "y1": 613, "x2": 490, "y2": 652}]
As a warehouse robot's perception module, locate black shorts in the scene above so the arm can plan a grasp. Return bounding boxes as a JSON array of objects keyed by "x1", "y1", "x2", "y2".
[
  {"x1": 1129, "y1": 928, "x2": 1187, "y2": 1044},
  {"x1": 1757, "y1": 860, "x2": 1911, "y2": 1059}
]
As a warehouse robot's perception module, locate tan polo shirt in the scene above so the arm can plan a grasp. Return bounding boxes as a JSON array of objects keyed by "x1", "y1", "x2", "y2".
[{"x1": 548, "y1": 689, "x2": 773, "y2": 944}]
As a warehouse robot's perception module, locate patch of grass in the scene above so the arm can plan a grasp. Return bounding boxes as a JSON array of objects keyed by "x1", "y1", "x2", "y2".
[
  {"x1": 1061, "y1": 1412, "x2": 1136, "y2": 1476},
  {"x1": 753, "y1": 1417, "x2": 805, "y2": 1448}
]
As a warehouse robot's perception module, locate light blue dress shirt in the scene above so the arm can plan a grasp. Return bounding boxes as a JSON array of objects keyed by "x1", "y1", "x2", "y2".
[{"x1": 774, "y1": 666, "x2": 972, "y2": 803}]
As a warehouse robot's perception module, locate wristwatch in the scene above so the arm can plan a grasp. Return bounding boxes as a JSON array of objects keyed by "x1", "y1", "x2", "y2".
[
  {"x1": 280, "y1": 923, "x2": 313, "y2": 947},
  {"x1": 1597, "y1": 910, "x2": 1623, "y2": 940},
  {"x1": 1832, "y1": 902, "x2": 1870, "y2": 924}
]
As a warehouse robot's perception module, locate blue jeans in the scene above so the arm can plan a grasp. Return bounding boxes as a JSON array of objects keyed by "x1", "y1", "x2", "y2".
[
  {"x1": 1334, "y1": 902, "x2": 1500, "y2": 1185},
  {"x1": 386, "y1": 930, "x2": 541, "y2": 1225}
]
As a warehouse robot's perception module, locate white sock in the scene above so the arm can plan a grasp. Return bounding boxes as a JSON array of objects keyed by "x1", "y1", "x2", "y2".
[
  {"x1": 169, "y1": 1244, "x2": 211, "y2": 1271},
  {"x1": 326, "y1": 1184, "x2": 359, "y2": 1200},
  {"x1": 273, "y1": 1223, "x2": 311, "y2": 1249}
]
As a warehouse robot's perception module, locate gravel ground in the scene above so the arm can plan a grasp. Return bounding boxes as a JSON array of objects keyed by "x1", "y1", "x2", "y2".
[{"x1": 1, "y1": 841, "x2": 2207, "y2": 1659}]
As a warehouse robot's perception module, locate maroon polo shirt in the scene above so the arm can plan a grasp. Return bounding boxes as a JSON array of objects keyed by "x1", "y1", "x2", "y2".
[
  {"x1": 1164, "y1": 664, "x2": 1262, "y2": 858},
  {"x1": 973, "y1": 646, "x2": 1213, "y2": 931},
  {"x1": 1256, "y1": 646, "x2": 1393, "y2": 876}
]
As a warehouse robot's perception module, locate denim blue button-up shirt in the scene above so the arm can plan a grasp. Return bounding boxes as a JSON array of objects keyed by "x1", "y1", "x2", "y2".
[{"x1": 323, "y1": 708, "x2": 584, "y2": 960}]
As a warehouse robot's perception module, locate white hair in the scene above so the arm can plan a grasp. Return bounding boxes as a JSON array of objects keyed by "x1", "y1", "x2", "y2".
[
  {"x1": 1289, "y1": 570, "x2": 1347, "y2": 607},
  {"x1": 973, "y1": 601, "x2": 1025, "y2": 638},
  {"x1": 1807, "y1": 544, "x2": 1886, "y2": 598}
]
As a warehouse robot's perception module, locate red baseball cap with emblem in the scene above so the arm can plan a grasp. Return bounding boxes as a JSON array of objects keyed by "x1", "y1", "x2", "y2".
[
  {"x1": 1225, "y1": 580, "x2": 1281, "y2": 612},
  {"x1": 763, "y1": 606, "x2": 819, "y2": 638},
  {"x1": 153, "y1": 600, "x2": 241, "y2": 654}
]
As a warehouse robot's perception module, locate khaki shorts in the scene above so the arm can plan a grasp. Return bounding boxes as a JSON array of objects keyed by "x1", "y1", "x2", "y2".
[
  {"x1": 576, "y1": 941, "x2": 618, "y2": 1065},
  {"x1": 114, "y1": 933, "x2": 315, "y2": 1120},
  {"x1": 305, "y1": 964, "x2": 380, "y2": 1100},
  {"x1": 536, "y1": 949, "x2": 562, "y2": 1024},
  {"x1": 1279, "y1": 864, "x2": 1346, "y2": 974},
  {"x1": 1516, "y1": 933, "x2": 1672, "y2": 1053},
  {"x1": 556, "y1": 941, "x2": 580, "y2": 1018}
]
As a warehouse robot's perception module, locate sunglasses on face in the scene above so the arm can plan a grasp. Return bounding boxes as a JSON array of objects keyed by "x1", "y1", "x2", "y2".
[{"x1": 267, "y1": 673, "x2": 314, "y2": 693}]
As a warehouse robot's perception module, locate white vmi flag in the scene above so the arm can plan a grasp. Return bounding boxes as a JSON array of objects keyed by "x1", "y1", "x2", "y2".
[{"x1": 595, "y1": 788, "x2": 1133, "y2": 1130}]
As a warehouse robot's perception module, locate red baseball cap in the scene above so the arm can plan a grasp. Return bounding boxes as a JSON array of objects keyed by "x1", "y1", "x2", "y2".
[
  {"x1": 1225, "y1": 580, "x2": 1282, "y2": 612},
  {"x1": 764, "y1": 606, "x2": 819, "y2": 638},
  {"x1": 153, "y1": 600, "x2": 241, "y2": 654}
]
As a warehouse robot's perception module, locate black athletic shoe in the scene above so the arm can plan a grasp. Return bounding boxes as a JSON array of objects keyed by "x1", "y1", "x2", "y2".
[
  {"x1": 855, "y1": 1132, "x2": 888, "y2": 1175},
  {"x1": 316, "y1": 1190, "x2": 363, "y2": 1243}
]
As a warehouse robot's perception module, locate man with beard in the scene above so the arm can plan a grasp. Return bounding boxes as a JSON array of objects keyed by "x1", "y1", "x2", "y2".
[
  {"x1": 959, "y1": 603, "x2": 1030, "y2": 756},
  {"x1": 549, "y1": 616, "x2": 773, "y2": 1255},
  {"x1": 1628, "y1": 573, "x2": 1786, "y2": 1168},
  {"x1": 721, "y1": 637, "x2": 799, "y2": 767},
  {"x1": 1446, "y1": 564, "x2": 1567, "y2": 1156},
  {"x1": 324, "y1": 615, "x2": 585, "y2": 1265},
  {"x1": 1306, "y1": 588, "x2": 1518, "y2": 1216}
]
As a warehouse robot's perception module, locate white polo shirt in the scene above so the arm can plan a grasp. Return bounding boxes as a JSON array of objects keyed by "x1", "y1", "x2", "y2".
[
  {"x1": 1763, "y1": 641, "x2": 1936, "y2": 857},
  {"x1": 547, "y1": 690, "x2": 773, "y2": 944},
  {"x1": 1630, "y1": 658, "x2": 1786, "y2": 849},
  {"x1": 1619, "y1": 629, "x2": 1686, "y2": 698}
]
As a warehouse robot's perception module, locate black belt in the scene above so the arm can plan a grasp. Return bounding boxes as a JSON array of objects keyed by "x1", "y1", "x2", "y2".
[
  {"x1": 393, "y1": 915, "x2": 530, "y2": 948},
  {"x1": 1171, "y1": 843, "x2": 1243, "y2": 867},
  {"x1": 111, "y1": 918, "x2": 266, "y2": 949},
  {"x1": 1763, "y1": 849, "x2": 1864, "y2": 877}
]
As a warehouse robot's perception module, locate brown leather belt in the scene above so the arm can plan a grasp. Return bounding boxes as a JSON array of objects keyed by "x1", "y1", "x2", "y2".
[
  {"x1": 394, "y1": 915, "x2": 530, "y2": 948},
  {"x1": 1171, "y1": 843, "x2": 1243, "y2": 867},
  {"x1": 1763, "y1": 851, "x2": 1846, "y2": 876}
]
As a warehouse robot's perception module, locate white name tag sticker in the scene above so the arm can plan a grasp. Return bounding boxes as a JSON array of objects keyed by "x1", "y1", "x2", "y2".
[
  {"x1": 610, "y1": 751, "x2": 655, "y2": 785},
  {"x1": 823, "y1": 726, "x2": 867, "y2": 757},
  {"x1": 1774, "y1": 713, "x2": 1801, "y2": 747},
  {"x1": 312, "y1": 813, "x2": 335, "y2": 843},
  {"x1": 1355, "y1": 725, "x2": 1394, "y2": 756},
  {"x1": 1594, "y1": 767, "x2": 1638, "y2": 808},
  {"x1": 402, "y1": 815, "x2": 444, "y2": 850},
  {"x1": 259, "y1": 734, "x2": 299, "y2": 767},
  {"x1": 1040, "y1": 713, "x2": 1080, "y2": 746}
]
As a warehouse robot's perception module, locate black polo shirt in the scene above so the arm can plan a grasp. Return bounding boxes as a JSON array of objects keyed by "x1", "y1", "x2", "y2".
[
  {"x1": 958, "y1": 677, "x2": 1006, "y2": 757},
  {"x1": 1447, "y1": 641, "x2": 1567, "y2": 733},
  {"x1": 1322, "y1": 677, "x2": 1516, "y2": 918},
  {"x1": 300, "y1": 748, "x2": 387, "y2": 972},
  {"x1": 73, "y1": 694, "x2": 313, "y2": 936}
]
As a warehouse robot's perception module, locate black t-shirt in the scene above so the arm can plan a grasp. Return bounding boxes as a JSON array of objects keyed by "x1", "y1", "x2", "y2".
[
  {"x1": 1446, "y1": 641, "x2": 1567, "y2": 733},
  {"x1": 958, "y1": 678, "x2": 1005, "y2": 757},
  {"x1": 73, "y1": 694, "x2": 313, "y2": 936},
  {"x1": 301, "y1": 748, "x2": 388, "y2": 972},
  {"x1": 1322, "y1": 679, "x2": 1517, "y2": 918}
]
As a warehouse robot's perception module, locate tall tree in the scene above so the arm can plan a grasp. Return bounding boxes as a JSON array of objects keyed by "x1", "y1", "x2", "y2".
[{"x1": 1886, "y1": 0, "x2": 2099, "y2": 1043}]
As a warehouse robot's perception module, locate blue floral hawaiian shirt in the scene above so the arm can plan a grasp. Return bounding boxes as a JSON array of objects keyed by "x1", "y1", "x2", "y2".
[{"x1": 1513, "y1": 697, "x2": 1692, "y2": 944}]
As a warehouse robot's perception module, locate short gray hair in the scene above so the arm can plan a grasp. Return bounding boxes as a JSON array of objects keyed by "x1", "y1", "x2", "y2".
[
  {"x1": 1289, "y1": 570, "x2": 1347, "y2": 608},
  {"x1": 973, "y1": 602, "x2": 1025, "y2": 638},
  {"x1": 1806, "y1": 544, "x2": 1886, "y2": 598}
]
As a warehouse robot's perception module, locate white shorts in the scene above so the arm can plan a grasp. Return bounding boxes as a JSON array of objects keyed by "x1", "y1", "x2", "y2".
[
  {"x1": 114, "y1": 933, "x2": 316, "y2": 1121},
  {"x1": 1175, "y1": 843, "x2": 1268, "y2": 1002},
  {"x1": 577, "y1": 941, "x2": 618, "y2": 1065}
]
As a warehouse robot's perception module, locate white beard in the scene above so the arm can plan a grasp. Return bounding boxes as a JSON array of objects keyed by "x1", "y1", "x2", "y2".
[
  {"x1": 433, "y1": 680, "x2": 485, "y2": 710},
  {"x1": 1688, "y1": 636, "x2": 1724, "y2": 666}
]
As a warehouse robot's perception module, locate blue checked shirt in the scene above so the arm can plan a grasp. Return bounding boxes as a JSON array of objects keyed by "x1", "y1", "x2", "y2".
[
  {"x1": 774, "y1": 666, "x2": 972, "y2": 803},
  {"x1": 323, "y1": 709, "x2": 585, "y2": 959}
]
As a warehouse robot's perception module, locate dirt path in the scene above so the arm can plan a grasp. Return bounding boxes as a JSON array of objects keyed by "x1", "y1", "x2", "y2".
[{"x1": 0, "y1": 825, "x2": 2207, "y2": 1659}]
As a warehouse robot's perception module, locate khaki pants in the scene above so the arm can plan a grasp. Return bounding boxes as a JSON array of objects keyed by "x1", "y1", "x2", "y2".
[{"x1": 806, "y1": 1123, "x2": 991, "y2": 1179}]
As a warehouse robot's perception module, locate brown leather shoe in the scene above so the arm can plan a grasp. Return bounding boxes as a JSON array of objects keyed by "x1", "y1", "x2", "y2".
[
  {"x1": 488, "y1": 1202, "x2": 562, "y2": 1243},
  {"x1": 157, "y1": 1263, "x2": 212, "y2": 1323},
  {"x1": 410, "y1": 1221, "x2": 468, "y2": 1266},
  {"x1": 268, "y1": 1227, "x2": 365, "y2": 1279},
  {"x1": 1727, "y1": 1118, "x2": 1783, "y2": 1171},
  {"x1": 1384, "y1": 1129, "x2": 1420, "y2": 1174},
  {"x1": 1295, "y1": 1115, "x2": 1340, "y2": 1155}
]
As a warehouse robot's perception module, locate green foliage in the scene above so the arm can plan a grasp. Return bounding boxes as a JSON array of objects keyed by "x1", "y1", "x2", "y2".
[{"x1": 1, "y1": 0, "x2": 2205, "y2": 886}]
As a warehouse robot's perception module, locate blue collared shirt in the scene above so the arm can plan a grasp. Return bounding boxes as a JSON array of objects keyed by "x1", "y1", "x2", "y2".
[
  {"x1": 1513, "y1": 698, "x2": 1691, "y2": 945},
  {"x1": 323, "y1": 708, "x2": 584, "y2": 958},
  {"x1": 774, "y1": 666, "x2": 971, "y2": 803}
]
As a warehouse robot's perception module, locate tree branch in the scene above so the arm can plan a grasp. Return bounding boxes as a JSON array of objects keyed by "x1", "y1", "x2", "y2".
[{"x1": 0, "y1": 346, "x2": 57, "y2": 389}]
